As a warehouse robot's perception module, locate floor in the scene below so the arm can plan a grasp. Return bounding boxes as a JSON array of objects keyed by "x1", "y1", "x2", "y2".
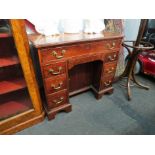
[{"x1": 17, "y1": 74, "x2": 155, "y2": 135}]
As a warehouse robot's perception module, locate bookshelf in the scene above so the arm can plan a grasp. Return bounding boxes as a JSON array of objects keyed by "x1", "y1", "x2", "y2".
[{"x1": 0, "y1": 19, "x2": 44, "y2": 134}]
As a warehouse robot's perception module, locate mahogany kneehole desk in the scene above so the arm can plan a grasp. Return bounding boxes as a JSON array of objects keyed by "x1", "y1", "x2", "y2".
[{"x1": 29, "y1": 33, "x2": 123, "y2": 120}]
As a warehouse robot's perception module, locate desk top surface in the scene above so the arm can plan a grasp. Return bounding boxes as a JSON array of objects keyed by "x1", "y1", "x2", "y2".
[{"x1": 28, "y1": 32, "x2": 123, "y2": 48}]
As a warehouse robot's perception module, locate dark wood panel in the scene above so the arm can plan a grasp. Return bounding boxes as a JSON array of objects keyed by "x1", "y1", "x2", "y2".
[
  {"x1": 69, "y1": 62, "x2": 94, "y2": 93},
  {"x1": 69, "y1": 60, "x2": 104, "y2": 93},
  {"x1": 92, "y1": 61, "x2": 103, "y2": 91}
]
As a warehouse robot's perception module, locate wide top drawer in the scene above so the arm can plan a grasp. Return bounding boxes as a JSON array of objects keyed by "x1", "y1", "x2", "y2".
[
  {"x1": 38, "y1": 39, "x2": 122, "y2": 64},
  {"x1": 39, "y1": 43, "x2": 92, "y2": 64}
]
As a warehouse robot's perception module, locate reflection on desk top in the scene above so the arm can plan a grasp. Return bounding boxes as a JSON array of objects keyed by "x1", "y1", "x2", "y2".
[{"x1": 28, "y1": 32, "x2": 123, "y2": 48}]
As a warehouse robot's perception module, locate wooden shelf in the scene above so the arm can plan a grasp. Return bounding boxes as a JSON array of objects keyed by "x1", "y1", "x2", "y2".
[
  {"x1": 0, "y1": 78, "x2": 26, "y2": 95},
  {"x1": 0, "y1": 33, "x2": 12, "y2": 38},
  {"x1": 0, "y1": 56, "x2": 19, "y2": 67},
  {"x1": 0, "y1": 20, "x2": 44, "y2": 134},
  {"x1": 0, "y1": 91, "x2": 33, "y2": 121}
]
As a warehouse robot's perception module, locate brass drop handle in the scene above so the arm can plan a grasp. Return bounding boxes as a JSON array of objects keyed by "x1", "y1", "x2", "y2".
[
  {"x1": 53, "y1": 97, "x2": 64, "y2": 105},
  {"x1": 106, "y1": 42, "x2": 116, "y2": 49},
  {"x1": 104, "y1": 81, "x2": 111, "y2": 86},
  {"x1": 49, "y1": 66, "x2": 62, "y2": 75},
  {"x1": 51, "y1": 82, "x2": 63, "y2": 90},
  {"x1": 108, "y1": 54, "x2": 117, "y2": 61},
  {"x1": 106, "y1": 67, "x2": 115, "y2": 74},
  {"x1": 51, "y1": 50, "x2": 66, "y2": 59}
]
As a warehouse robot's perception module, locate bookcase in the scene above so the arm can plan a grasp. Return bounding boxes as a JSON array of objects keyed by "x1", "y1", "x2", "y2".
[{"x1": 0, "y1": 19, "x2": 44, "y2": 134}]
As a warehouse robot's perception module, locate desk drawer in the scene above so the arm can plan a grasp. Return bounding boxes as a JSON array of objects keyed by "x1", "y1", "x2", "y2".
[
  {"x1": 101, "y1": 76, "x2": 114, "y2": 89},
  {"x1": 104, "y1": 52, "x2": 118, "y2": 62},
  {"x1": 103, "y1": 62, "x2": 117, "y2": 77},
  {"x1": 43, "y1": 61, "x2": 67, "y2": 78},
  {"x1": 40, "y1": 47, "x2": 67, "y2": 63},
  {"x1": 104, "y1": 39, "x2": 122, "y2": 50},
  {"x1": 47, "y1": 90, "x2": 68, "y2": 109},
  {"x1": 39, "y1": 39, "x2": 121, "y2": 64},
  {"x1": 44, "y1": 74, "x2": 67, "y2": 94},
  {"x1": 40, "y1": 44, "x2": 92, "y2": 63},
  {"x1": 91, "y1": 39, "x2": 121, "y2": 52}
]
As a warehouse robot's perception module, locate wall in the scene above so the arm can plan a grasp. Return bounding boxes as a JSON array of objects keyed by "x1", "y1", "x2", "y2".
[
  {"x1": 124, "y1": 19, "x2": 141, "y2": 57},
  {"x1": 115, "y1": 19, "x2": 141, "y2": 76},
  {"x1": 124, "y1": 19, "x2": 140, "y2": 40}
]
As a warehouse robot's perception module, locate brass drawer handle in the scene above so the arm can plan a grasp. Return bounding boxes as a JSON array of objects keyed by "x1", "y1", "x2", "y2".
[
  {"x1": 108, "y1": 54, "x2": 117, "y2": 61},
  {"x1": 51, "y1": 50, "x2": 66, "y2": 59},
  {"x1": 51, "y1": 82, "x2": 63, "y2": 90},
  {"x1": 53, "y1": 97, "x2": 64, "y2": 105},
  {"x1": 106, "y1": 67, "x2": 115, "y2": 74},
  {"x1": 106, "y1": 42, "x2": 116, "y2": 49},
  {"x1": 49, "y1": 66, "x2": 62, "y2": 75},
  {"x1": 104, "y1": 81, "x2": 111, "y2": 86}
]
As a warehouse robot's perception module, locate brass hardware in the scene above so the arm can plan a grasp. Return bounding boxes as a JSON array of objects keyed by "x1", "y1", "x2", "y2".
[
  {"x1": 51, "y1": 82, "x2": 63, "y2": 90},
  {"x1": 53, "y1": 97, "x2": 64, "y2": 105},
  {"x1": 48, "y1": 66, "x2": 62, "y2": 75},
  {"x1": 108, "y1": 54, "x2": 117, "y2": 61},
  {"x1": 106, "y1": 42, "x2": 116, "y2": 49},
  {"x1": 51, "y1": 49, "x2": 66, "y2": 59},
  {"x1": 106, "y1": 67, "x2": 114, "y2": 74},
  {"x1": 104, "y1": 81, "x2": 111, "y2": 86}
]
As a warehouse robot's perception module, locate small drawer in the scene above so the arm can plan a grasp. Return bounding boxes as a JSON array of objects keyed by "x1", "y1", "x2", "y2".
[
  {"x1": 44, "y1": 74, "x2": 67, "y2": 94},
  {"x1": 47, "y1": 90, "x2": 68, "y2": 109},
  {"x1": 40, "y1": 44, "x2": 93, "y2": 64},
  {"x1": 40, "y1": 47, "x2": 67, "y2": 63},
  {"x1": 104, "y1": 39, "x2": 122, "y2": 50},
  {"x1": 104, "y1": 52, "x2": 118, "y2": 62},
  {"x1": 103, "y1": 62, "x2": 117, "y2": 76},
  {"x1": 43, "y1": 61, "x2": 66, "y2": 78},
  {"x1": 91, "y1": 39, "x2": 122, "y2": 52},
  {"x1": 39, "y1": 46, "x2": 74, "y2": 63},
  {"x1": 101, "y1": 76, "x2": 113, "y2": 89}
]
